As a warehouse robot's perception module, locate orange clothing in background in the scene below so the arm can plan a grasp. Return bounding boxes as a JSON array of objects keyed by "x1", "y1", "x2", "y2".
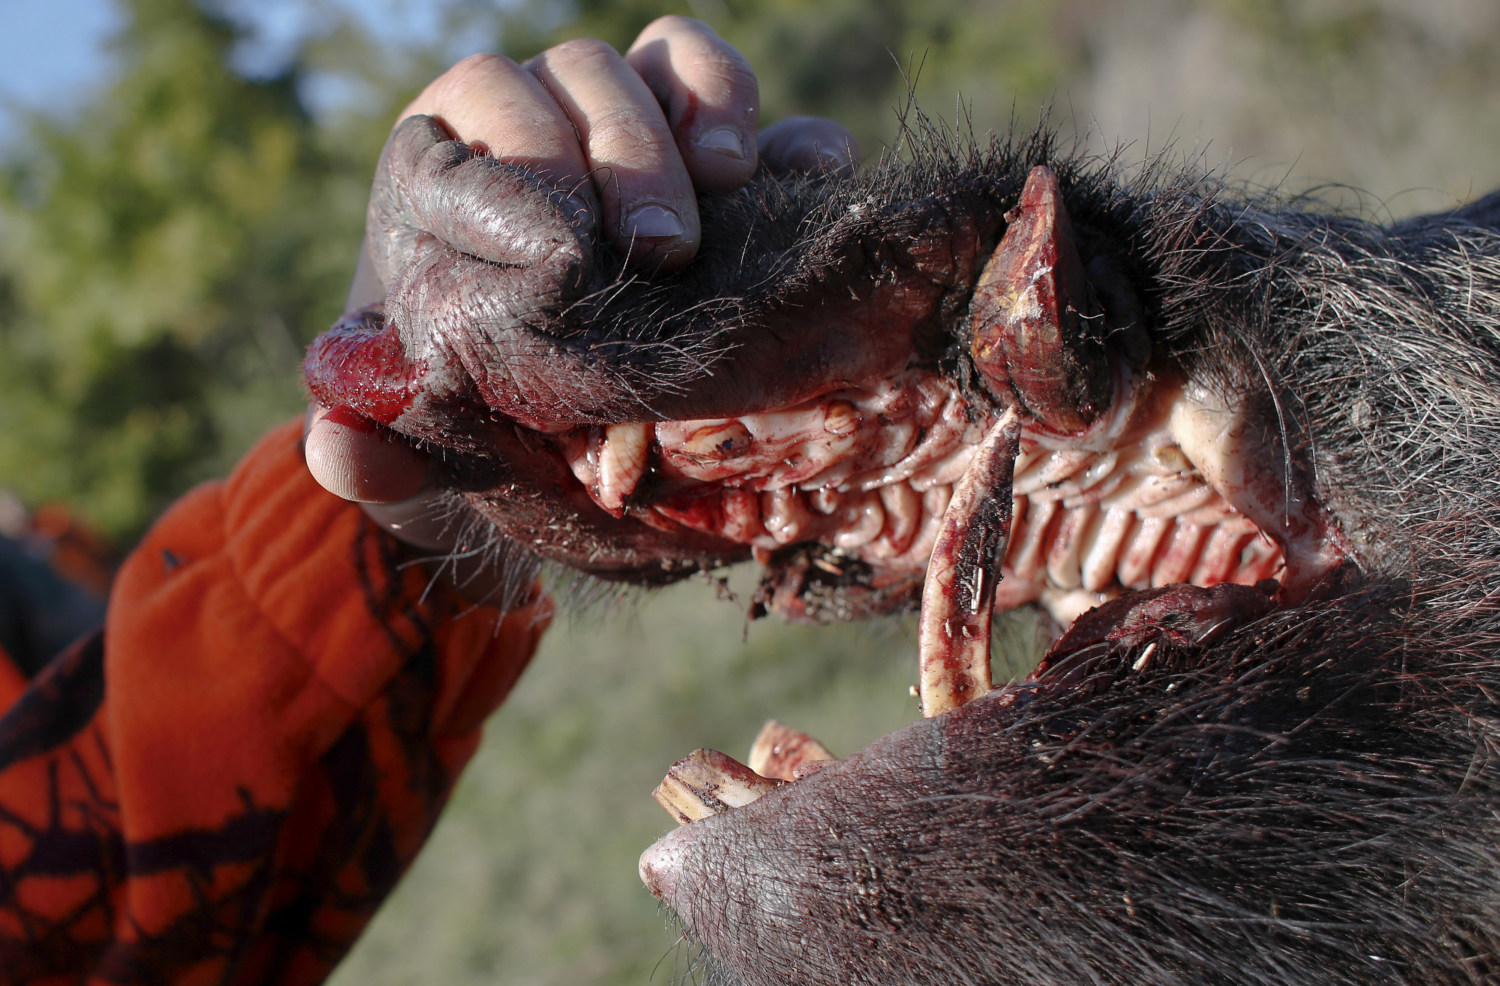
[{"x1": 0, "y1": 421, "x2": 552, "y2": 985}]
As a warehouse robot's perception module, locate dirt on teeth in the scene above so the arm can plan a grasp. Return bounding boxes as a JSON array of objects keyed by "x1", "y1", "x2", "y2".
[{"x1": 652, "y1": 722, "x2": 838, "y2": 825}]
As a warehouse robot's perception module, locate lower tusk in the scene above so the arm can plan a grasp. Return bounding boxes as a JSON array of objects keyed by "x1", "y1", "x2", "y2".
[{"x1": 917, "y1": 406, "x2": 1023, "y2": 718}]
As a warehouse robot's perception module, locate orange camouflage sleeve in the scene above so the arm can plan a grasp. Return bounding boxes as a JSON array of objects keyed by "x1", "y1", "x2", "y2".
[{"x1": 0, "y1": 420, "x2": 552, "y2": 985}]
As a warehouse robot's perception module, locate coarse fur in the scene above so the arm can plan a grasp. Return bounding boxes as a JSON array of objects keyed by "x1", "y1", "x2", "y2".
[
  {"x1": 647, "y1": 127, "x2": 1500, "y2": 985},
  {"x1": 310, "y1": 114, "x2": 1500, "y2": 984}
]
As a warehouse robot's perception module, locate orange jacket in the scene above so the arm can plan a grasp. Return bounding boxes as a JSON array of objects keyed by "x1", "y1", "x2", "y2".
[{"x1": 0, "y1": 421, "x2": 552, "y2": 985}]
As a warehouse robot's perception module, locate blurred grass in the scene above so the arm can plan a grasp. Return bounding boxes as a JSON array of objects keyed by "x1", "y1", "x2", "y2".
[
  {"x1": 327, "y1": 567, "x2": 1053, "y2": 986},
  {"x1": 331, "y1": 571, "x2": 920, "y2": 986}
]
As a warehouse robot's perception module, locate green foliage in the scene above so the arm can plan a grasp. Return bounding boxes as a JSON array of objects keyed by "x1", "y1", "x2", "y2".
[{"x1": 0, "y1": 0, "x2": 382, "y2": 541}]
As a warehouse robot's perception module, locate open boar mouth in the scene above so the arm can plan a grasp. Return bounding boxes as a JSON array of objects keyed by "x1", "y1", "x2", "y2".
[{"x1": 303, "y1": 121, "x2": 1351, "y2": 879}]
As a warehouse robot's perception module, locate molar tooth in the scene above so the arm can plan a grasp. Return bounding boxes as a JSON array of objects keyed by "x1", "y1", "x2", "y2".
[
  {"x1": 652, "y1": 749, "x2": 781, "y2": 825},
  {"x1": 674, "y1": 419, "x2": 753, "y2": 461},
  {"x1": 833, "y1": 493, "x2": 885, "y2": 549},
  {"x1": 558, "y1": 427, "x2": 598, "y2": 491},
  {"x1": 762, "y1": 488, "x2": 812, "y2": 544},
  {"x1": 875, "y1": 482, "x2": 922, "y2": 556},
  {"x1": 720, "y1": 488, "x2": 768, "y2": 543},
  {"x1": 810, "y1": 487, "x2": 842, "y2": 514},
  {"x1": 1149, "y1": 440, "x2": 1193, "y2": 475},
  {"x1": 596, "y1": 421, "x2": 652, "y2": 514},
  {"x1": 822, "y1": 399, "x2": 861, "y2": 437}
]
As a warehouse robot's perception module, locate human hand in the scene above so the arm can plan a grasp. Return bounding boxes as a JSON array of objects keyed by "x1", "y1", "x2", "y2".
[{"x1": 305, "y1": 16, "x2": 859, "y2": 604}]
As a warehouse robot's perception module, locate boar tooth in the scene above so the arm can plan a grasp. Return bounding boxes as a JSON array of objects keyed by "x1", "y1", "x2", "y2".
[
  {"x1": 748, "y1": 720, "x2": 837, "y2": 782},
  {"x1": 917, "y1": 407, "x2": 1022, "y2": 718},
  {"x1": 832, "y1": 493, "x2": 885, "y2": 549},
  {"x1": 652, "y1": 748, "x2": 781, "y2": 825},
  {"x1": 674, "y1": 419, "x2": 754, "y2": 462},
  {"x1": 762, "y1": 488, "x2": 813, "y2": 544},
  {"x1": 596, "y1": 422, "x2": 652, "y2": 514},
  {"x1": 810, "y1": 487, "x2": 841, "y2": 514},
  {"x1": 1132, "y1": 640, "x2": 1158, "y2": 672},
  {"x1": 874, "y1": 482, "x2": 922, "y2": 556},
  {"x1": 822, "y1": 399, "x2": 861, "y2": 437}
]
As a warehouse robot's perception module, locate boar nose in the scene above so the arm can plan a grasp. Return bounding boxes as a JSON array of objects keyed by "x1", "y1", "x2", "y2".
[{"x1": 639, "y1": 822, "x2": 699, "y2": 903}]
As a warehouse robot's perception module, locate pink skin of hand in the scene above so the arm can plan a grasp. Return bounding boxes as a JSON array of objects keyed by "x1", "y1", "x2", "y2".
[{"x1": 303, "y1": 17, "x2": 858, "y2": 603}]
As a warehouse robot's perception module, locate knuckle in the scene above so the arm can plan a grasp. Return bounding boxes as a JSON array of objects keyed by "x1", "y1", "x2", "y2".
[
  {"x1": 586, "y1": 109, "x2": 670, "y2": 161},
  {"x1": 439, "y1": 53, "x2": 515, "y2": 91},
  {"x1": 689, "y1": 46, "x2": 756, "y2": 100},
  {"x1": 424, "y1": 53, "x2": 519, "y2": 107},
  {"x1": 641, "y1": 14, "x2": 711, "y2": 39},
  {"x1": 544, "y1": 37, "x2": 621, "y2": 71}
]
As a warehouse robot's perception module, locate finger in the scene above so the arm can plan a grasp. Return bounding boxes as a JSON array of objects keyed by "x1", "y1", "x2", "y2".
[
  {"x1": 527, "y1": 39, "x2": 700, "y2": 270},
  {"x1": 401, "y1": 53, "x2": 595, "y2": 201},
  {"x1": 626, "y1": 16, "x2": 759, "y2": 191},
  {"x1": 305, "y1": 406, "x2": 484, "y2": 562},
  {"x1": 759, "y1": 116, "x2": 861, "y2": 177},
  {"x1": 305, "y1": 405, "x2": 432, "y2": 505}
]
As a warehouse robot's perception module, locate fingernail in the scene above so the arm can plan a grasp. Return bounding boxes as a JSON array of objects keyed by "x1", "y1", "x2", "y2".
[
  {"x1": 694, "y1": 126, "x2": 747, "y2": 161},
  {"x1": 624, "y1": 203, "x2": 687, "y2": 241}
]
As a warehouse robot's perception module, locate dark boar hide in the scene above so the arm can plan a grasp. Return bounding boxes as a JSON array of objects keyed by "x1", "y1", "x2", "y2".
[{"x1": 306, "y1": 113, "x2": 1500, "y2": 986}]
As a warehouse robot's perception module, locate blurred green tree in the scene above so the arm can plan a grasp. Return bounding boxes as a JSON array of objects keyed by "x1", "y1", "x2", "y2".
[
  {"x1": 0, "y1": 0, "x2": 385, "y2": 542},
  {"x1": 0, "y1": 0, "x2": 1080, "y2": 545}
]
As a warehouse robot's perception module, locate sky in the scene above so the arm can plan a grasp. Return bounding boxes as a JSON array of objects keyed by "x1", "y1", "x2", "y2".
[
  {"x1": 0, "y1": 0, "x2": 469, "y2": 144},
  {"x1": 0, "y1": 0, "x2": 123, "y2": 138}
]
